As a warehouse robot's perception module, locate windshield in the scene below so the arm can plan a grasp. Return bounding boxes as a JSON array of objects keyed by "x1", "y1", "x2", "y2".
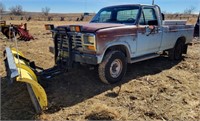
[{"x1": 91, "y1": 5, "x2": 140, "y2": 24}]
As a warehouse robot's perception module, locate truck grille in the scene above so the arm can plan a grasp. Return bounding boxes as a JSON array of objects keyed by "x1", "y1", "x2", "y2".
[
  {"x1": 56, "y1": 33, "x2": 83, "y2": 51},
  {"x1": 71, "y1": 33, "x2": 82, "y2": 49}
]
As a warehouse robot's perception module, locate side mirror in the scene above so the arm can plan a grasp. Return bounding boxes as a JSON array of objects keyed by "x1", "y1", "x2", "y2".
[{"x1": 161, "y1": 13, "x2": 165, "y2": 20}]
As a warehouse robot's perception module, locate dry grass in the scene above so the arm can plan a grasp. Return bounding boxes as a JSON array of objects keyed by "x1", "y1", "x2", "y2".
[
  {"x1": 0, "y1": 20, "x2": 200, "y2": 120},
  {"x1": 85, "y1": 104, "x2": 119, "y2": 120}
]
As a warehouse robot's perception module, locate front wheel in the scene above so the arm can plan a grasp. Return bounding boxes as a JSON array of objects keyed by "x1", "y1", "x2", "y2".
[{"x1": 98, "y1": 51, "x2": 127, "y2": 84}]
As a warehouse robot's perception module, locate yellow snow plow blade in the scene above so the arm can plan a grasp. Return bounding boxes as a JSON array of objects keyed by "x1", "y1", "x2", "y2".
[{"x1": 4, "y1": 47, "x2": 47, "y2": 113}]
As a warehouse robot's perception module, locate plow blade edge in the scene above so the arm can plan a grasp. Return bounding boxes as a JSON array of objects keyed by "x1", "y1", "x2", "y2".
[{"x1": 4, "y1": 47, "x2": 48, "y2": 113}]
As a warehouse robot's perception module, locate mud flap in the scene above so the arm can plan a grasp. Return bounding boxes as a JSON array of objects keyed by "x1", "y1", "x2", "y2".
[{"x1": 4, "y1": 47, "x2": 48, "y2": 113}]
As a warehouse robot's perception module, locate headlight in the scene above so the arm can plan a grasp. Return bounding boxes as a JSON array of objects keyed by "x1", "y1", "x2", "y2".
[
  {"x1": 82, "y1": 33, "x2": 96, "y2": 51},
  {"x1": 83, "y1": 33, "x2": 95, "y2": 45}
]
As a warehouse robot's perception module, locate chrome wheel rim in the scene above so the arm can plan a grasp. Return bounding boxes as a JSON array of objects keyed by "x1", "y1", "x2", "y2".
[{"x1": 110, "y1": 59, "x2": 123, "y2": 78}]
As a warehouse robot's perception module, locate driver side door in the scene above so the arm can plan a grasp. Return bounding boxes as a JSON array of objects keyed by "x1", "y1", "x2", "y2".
[{"x1": 136, "y1": 7, "x2": 162, "y2": 56}]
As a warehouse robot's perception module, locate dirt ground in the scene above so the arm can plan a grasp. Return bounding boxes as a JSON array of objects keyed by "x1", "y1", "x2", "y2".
[{"x1": 0, "y1": 20, "x2": 200, "y2": 120}]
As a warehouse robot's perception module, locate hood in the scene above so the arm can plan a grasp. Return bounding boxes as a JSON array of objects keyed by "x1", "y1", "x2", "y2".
[{"x1": 80, "y1": 23, "x2": 125, "y2": 33}]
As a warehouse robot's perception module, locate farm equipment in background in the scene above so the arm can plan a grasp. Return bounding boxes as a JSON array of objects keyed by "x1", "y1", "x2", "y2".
[
  {"x1": 194, "y1": 12, "x2": 199, "y2": 38},
  {"x1": 0, "y1": 21, "x2": 34, "y2": 41}
]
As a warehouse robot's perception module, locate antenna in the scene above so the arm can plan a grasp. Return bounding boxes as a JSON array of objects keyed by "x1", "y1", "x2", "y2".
[{"x1": 152, "y1": 0, "x2": 155, "y2": 5}]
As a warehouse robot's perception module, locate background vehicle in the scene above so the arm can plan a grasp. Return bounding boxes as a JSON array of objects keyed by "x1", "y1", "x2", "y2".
[{"x1": 194, "y1": 12, "x2": 199, "y2": 37}]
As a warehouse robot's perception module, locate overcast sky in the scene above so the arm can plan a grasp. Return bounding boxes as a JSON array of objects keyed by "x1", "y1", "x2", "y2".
[{"x1": 1, "y1": 0, "x2": 200, "y2": 13}]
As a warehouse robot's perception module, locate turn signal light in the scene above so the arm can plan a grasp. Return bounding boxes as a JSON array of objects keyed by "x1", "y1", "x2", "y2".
[
  {"x1": 75, "y1": 26, "x2": 81, "y2": 32},
  {"x1": 87, "y1": 45, "x2": 96, "y2": 51},
  {"x1": 70, "y1": 25, "x2": 82, "y2": 32}
]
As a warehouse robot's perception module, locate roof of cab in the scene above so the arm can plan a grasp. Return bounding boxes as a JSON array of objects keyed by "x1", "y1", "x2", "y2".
[{"x1": 102, "y1": 4, "x2": 156, "y2": 9}]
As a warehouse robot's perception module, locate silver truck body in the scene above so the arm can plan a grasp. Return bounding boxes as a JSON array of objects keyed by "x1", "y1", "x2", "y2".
[{"x1": 51, "y1": 4, "x2": 194, "y2": 83}]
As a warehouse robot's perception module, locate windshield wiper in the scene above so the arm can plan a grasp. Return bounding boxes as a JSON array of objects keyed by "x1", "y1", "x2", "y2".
[{"x1": 90, "y1": 20, "x2": 99, "y2": 23}]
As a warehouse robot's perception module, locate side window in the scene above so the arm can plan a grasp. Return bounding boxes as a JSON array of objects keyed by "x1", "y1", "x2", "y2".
[
  {"x1": 99, "y1": 11, "x2": 111, "y2": 22},
  {"x1": 139, "y1": 8, "x2": 158, "y2": 25}
]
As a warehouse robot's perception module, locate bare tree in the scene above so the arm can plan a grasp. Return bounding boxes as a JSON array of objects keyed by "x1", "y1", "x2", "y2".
[
  {"x1": 184, "y1": 6, "x2": 196, "y2": 14},
  {"x1": 0, "y1": 2, "x2": 6, "y2": 13},
  {"x1": 9, "y1": 5, "x2": 23, "y2": 15},
  {"x1": 42, "y1": 7, "x2": 50, "y2": 16}
]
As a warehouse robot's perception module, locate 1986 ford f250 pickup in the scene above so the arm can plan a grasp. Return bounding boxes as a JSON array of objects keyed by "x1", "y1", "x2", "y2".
[
  {"x1": 49, "y1": 4, "x2": 194, "y2": 84},
  {"x1": 4, "y1": 4, "x2": 194, "y2": 113}
]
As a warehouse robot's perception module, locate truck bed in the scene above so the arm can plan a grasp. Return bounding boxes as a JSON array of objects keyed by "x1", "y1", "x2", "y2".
[{"x1": 163, "y1": 20, "x2": 187, "y2": 25}]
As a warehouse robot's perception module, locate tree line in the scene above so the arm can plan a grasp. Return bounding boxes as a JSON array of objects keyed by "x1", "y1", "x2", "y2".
[{"x1": 0, "y1": 2, "x2": 50, "y2": 16}]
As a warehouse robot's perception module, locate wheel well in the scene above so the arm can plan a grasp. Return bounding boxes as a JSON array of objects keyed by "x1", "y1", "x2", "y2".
[
  {"x1": 177, "y1": 36, "x2": 188, "y2": 54},
  {"x1": 104, "y1": 45, "x2": 130, "y2": 59}
]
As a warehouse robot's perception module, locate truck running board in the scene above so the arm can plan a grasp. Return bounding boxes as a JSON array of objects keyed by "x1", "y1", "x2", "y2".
[{"x1": 131, "y1": 53, "x2": 160, "y2": 63}]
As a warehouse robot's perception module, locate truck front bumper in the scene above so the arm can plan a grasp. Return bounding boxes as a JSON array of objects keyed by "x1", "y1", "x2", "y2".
[
  {"x1": 74, "y1": 53, "x2": 98, "y2": 65},
  {"x1": 49, "y1": 46, "x2": 100, "y2": 65}
]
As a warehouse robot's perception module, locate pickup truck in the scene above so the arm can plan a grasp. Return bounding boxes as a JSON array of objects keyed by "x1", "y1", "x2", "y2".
[{"x1": 49, "y1": 4, "x2": 194, "y2": 84}]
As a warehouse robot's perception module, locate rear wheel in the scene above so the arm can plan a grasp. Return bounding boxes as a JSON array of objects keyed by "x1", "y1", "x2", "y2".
[
  {"x1": 98, "y1": 51, "x2": 127, "y2": 84},
  {"x1": 168, "y1": 41, "x2": 184, "y2": 60},
  {"x1": 182, "y1": 44, "x2": 188, "y2": 54}
]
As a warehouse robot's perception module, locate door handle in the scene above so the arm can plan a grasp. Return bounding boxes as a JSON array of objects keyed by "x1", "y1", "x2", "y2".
[{"x1": 146, "y1": 25, "x2": 155, "y2": 36}]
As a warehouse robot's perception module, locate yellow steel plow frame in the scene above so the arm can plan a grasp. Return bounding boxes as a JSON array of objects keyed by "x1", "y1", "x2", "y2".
[{"x1": 4, "y1": 47, "x2": 48, "y2": 113}]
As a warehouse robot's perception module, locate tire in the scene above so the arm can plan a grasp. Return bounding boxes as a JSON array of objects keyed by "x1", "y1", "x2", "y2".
[
  {"x1": 168, "y1": 41, "x2": 184, "y2": 60},
  {"x1": 182, "y1": 44, "x2": 188, "y2": 54},
  {"x1": 98, "y1": 51, "x2": 127, "y2": 84},
  {"x1": 26, "y1": 84, "x2": 42, "y2": 114}
]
